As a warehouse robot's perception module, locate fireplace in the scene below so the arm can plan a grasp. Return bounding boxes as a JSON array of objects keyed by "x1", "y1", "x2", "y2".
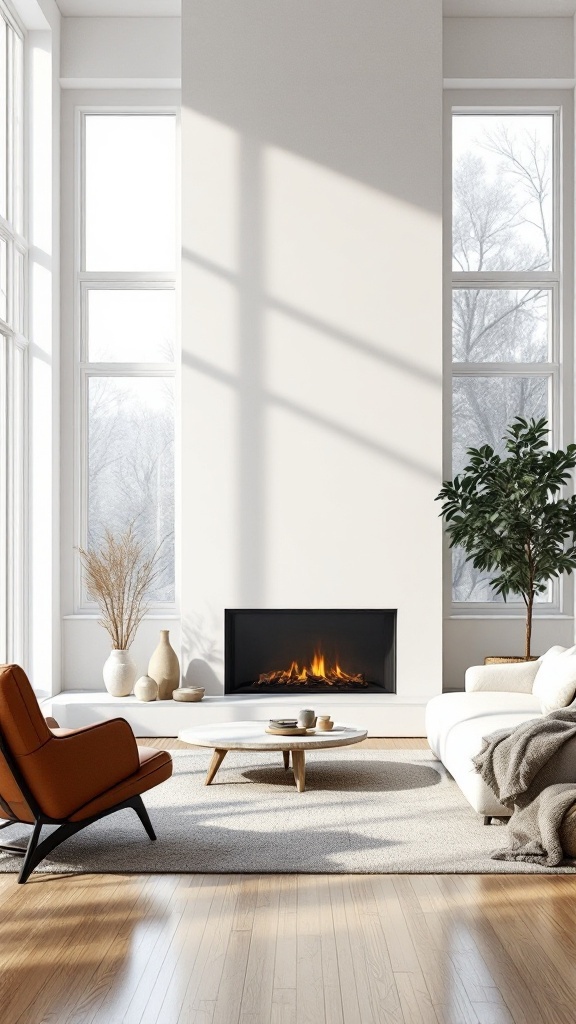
[{"x1": 225, "y1": 609, "x2": 396, "y2": 695}]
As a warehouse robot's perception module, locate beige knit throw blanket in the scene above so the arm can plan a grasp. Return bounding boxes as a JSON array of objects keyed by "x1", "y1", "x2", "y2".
[{"x1": 472, "y1": 708, "x2": 576, "y2": 867}]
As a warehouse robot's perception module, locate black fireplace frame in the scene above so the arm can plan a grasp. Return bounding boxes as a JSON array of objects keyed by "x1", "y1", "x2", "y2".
[{"x1": 224, "y1": 608, "x2": 397, "y2": 695}]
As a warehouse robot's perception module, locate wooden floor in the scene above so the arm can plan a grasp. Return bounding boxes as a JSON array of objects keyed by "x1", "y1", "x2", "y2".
[{"x1": 1, "y1": 738, "x2": 575, "y2": 1024}]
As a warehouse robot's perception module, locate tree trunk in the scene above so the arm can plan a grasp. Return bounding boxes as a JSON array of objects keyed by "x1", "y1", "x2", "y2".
[{"x1": 525, "y1": 594, "x2": 534, "y2": 660}]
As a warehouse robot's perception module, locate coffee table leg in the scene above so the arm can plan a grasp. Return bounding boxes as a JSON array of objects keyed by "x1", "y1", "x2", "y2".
[
  {"x1": 283, "y1": 750, "x2": 290, "y2": 770},
  {"x1": 205, "y1": 748, "x2": 227, "y2": 785},
  {"x1": 292, "y1": 750, "x2": 306, "y2": 792}
]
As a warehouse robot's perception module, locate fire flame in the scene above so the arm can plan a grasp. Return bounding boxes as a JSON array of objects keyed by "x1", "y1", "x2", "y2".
[{"x1": 254, "y1": 649, "x2": 367, "y2": 688}]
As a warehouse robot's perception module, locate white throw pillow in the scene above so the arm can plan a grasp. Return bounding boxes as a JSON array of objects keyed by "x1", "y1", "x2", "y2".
[
  {"x1": 533, "y1": 645, "x2": 576, "y2": 715},
  {"x1": 465, "y1": 660, "x2": 541, "y2": 693}
]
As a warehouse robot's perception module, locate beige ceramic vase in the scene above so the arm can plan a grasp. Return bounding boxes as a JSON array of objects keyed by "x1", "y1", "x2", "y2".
[
  {"x1": 103, "y1": 649, "x2": 137, "y2": 697},
  {"x1": 134, "y1": 675, "x2": 158, "y2": 702},
  {"x1": 148, "y1": 630, "x2": 180, "y2": 700}
]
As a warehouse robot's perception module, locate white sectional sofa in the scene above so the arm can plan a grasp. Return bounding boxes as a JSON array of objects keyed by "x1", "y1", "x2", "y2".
[{"x1": 426, "y1": 657, "x2": 576, "y2": 820}]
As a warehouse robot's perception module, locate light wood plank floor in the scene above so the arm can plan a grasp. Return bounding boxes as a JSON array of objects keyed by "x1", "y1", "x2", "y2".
[{"x1": 1, "y1": 738, "x2": 575, "y2": 1024}]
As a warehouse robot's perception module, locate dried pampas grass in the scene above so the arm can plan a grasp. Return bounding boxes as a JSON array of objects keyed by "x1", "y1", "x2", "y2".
[{"x1": 78, "y1": 527, "x2": 163, "y2": 650}]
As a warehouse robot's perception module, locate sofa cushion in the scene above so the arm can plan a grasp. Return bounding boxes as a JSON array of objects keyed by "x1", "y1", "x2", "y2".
[
  {"x1": 426, "y1": 691, "x2": 542, "y2": 762},
  {"x1": 465, "y1": 660, "x2": 541, "y2": 694},
  {"x1": 425, "y1": 691, "x2": 542, "y2": 815},
  {"x1": 533, "y1": 645, "x2": 576, "y2": 715}
]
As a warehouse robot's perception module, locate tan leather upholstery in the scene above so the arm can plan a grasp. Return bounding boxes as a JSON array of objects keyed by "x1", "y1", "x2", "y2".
[
  {"x1": 0, "y1": 664, "x2": 172, "y2": 823},
  {"x1": 0, "y1": 747, "x2": 35, "y2": 823},
  {"x1": 69, "y1": 746, "x2": 173, "y2": 820}
]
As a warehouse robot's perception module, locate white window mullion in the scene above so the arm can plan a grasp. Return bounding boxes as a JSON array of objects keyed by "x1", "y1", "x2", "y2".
[
  {"x1": 79, "y1": 271, "x2": 175, "y2": 285},
  {"x1": 453, "y1": 272, "x2": 559, "y2": 286}
]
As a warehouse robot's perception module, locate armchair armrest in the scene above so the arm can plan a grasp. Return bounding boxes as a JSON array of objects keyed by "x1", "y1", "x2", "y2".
[
  {"x1": 16, "y1": 717, "x2": 141, "y2": 821},
  {"x1": 465, "y1": 660, "x2": 541, "y2": 694}
]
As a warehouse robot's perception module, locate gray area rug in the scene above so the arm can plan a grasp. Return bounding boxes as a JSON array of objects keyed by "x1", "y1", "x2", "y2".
[{"x1": 1, "y1": 748, "x2": 575, "y2": 875}]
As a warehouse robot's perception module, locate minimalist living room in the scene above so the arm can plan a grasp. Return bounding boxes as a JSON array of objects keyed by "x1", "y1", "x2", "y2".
[{"x1": 2, "y1": 0, "x2": 576, "y2": 1020}]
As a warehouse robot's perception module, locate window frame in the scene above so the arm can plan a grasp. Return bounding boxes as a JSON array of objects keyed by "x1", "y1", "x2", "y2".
[
  {"x1": 74, "y1": 105, "x2": 178, "y2": 614},
  {"x1": 0, "y1": 0, "x2": 28, "y2": 665},
  {"x1": 445, "y1": 91, "x2": 574, "y2": 621}
]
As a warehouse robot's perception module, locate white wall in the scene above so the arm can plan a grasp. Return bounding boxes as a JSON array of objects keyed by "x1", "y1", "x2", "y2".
[
  {"x1": 444, "y1": 17, "x2": 574, "y2": 83},
  {"x1": 181, "y1": 0, "x2": 444, "y2": 723},
  {"x1": 60, "y1": 17, "x2": 180, "y2": 86}
]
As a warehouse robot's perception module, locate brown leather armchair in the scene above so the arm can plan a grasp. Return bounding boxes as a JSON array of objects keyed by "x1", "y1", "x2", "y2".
[{"x1": 0, "y1": 664, "x2": 173, "y2": 882}]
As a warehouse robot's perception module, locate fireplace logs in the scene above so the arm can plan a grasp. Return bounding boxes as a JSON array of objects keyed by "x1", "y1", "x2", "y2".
[{"x1": 252, "y1": 651, "x2": 368, "y2": 689}]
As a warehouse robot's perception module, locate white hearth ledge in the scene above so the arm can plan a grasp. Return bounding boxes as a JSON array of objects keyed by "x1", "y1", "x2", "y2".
[{"x1": 42, "y1": 692, "x2": 428, "y2": 737}]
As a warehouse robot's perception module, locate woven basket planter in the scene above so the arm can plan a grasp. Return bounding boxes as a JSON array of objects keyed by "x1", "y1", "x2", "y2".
[{"x1": 484, "y1": 655, "x2": 539, "y2": 665}]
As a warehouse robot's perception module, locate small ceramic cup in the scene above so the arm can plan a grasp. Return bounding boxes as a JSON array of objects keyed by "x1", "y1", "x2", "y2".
[
  {"x1": 297, "y1": 709, "x2": 316, "y2": 729},
  {"x1": 317, "y1": 715, "x2": 334, "y2": 732}
]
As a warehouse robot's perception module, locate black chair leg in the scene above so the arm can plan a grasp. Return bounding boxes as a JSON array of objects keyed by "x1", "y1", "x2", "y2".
[
  {"x1": 132, "y1": 796, "x2": 156, "y2": 841},
  {"x1": 2, "y1": 795, "x2": 157, "y2": 882},
  {"x1": 483, "y1": 816, "x2": 492, "y2": 825},
  {"x1": 18, "y1": 820, "x2": 43, "y2": 884}
]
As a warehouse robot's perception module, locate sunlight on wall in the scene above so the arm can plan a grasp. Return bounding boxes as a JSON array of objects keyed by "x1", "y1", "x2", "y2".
[
  {"x1": 187, "y1": 374, "x2": 240, "y2": 603},
  {"x1": 264, "y1": 146, "x2": 441, "y2": 376},
  {"x1": 181, "y1": 117, "x2": 443, "y2": 696},
  {"x1": 186, "y1": 264, "x2": 240, "y2": 375},
  {"x1": 182, "y1": 110, "x2": 239, "y2": 274},
  {"x1": 265, "y1": 406, "x2": 400, "y2": 605},
  {"x1": 264, "y1": 308, "x2": 440, "y2": 472},
  {"x1": 260, "y1": 146, "x2": 442, "y2": 607}
]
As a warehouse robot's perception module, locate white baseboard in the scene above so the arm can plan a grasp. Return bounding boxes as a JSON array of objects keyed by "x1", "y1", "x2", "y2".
[{"x1": 42, "y1": 691, "x2": 429, "y2": 737}]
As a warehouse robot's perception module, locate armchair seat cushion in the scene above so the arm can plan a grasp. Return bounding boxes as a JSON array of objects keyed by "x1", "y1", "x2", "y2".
[{"x1": 69, "y1": 746, "x2": 173, "y2": 821}]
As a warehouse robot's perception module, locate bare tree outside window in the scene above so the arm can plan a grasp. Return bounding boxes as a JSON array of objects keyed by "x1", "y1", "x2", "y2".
[
  {"x1": 88, "y1": 377, "x2": 175, "y2": 603},
  {"x1": 451, "y1": 113, "x2": 555, "y2": 603},
  {"x1": 453, "y1": 114, "x2": 552, "y2": 274}
]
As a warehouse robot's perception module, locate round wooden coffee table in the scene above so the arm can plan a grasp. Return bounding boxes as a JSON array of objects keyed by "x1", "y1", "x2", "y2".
[{"x1": 178, "y1": 721, "x2": 368, "y2": 792}]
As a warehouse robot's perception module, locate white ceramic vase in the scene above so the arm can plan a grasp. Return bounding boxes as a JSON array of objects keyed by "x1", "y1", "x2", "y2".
[
  {"x1": 134, "y1": 675, "x2": 158, "y2": 702},
  {"x1": 148, "y1": 629, "x2": 180, "y2": 700},
  {"x1": 103, "y1": 649, "x2": 137, "y2": 697}
]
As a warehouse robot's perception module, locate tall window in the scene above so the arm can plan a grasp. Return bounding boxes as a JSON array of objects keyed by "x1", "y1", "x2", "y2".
[
  {"x1": 451, "y1": 108, "x2": 562, "y2": 607},
  {"x1": 0, "y1": 2, "x2": 26, "y2": 661},
  {"x1": 79, "y1": 113, "x2": 176, "y2": 606}
]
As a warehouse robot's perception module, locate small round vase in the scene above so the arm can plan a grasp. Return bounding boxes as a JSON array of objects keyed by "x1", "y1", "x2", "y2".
[
  {"x1": 148, "y1": 629, "x2": 180, "y2": 700},
  {"x1": 103, "y1": 649, "x2": 137, "y2": 697},
  {"x1": 134, "y1": 675, "x2": 158, "y2": 702}
]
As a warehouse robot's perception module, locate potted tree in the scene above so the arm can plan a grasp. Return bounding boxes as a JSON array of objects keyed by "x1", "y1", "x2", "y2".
[{"x1": 436, "y1": 417, "x2": 576, "y2": 660}]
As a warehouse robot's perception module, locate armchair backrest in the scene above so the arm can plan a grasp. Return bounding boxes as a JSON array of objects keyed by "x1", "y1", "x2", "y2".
[{"x1": 0, "y1": 665, "x2": 51, "y2": 822}]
